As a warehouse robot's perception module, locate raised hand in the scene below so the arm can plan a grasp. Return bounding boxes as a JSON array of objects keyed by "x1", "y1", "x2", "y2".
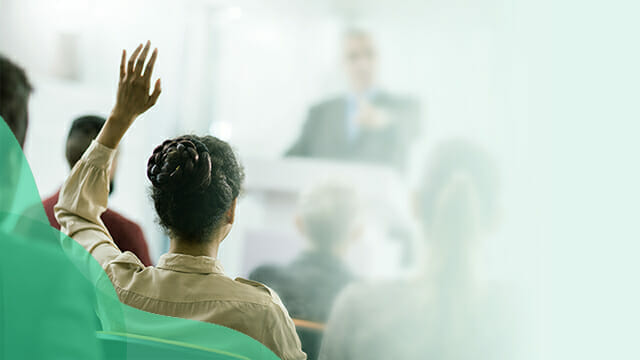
[
  {"x1": 98, "y1": 41, "x2": 161, "y2": 149},
  {"x1": 114, "y1": 41, "x2": 161, "y2": 118}
]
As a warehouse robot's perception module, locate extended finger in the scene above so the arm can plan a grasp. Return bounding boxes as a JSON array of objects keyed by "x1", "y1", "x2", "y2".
[
  {"x1": 120, "y1": 50, "x2": 126, "y2": 80},
  {"x1": 135, "y1": 40, "x2": 151, "y2": 76},
  {"x1": 143, "y1": 48, "x2": 158, "y2": 84},
  {"x1": 127, "y1": 43, "x2": 143, "y2": 76}
]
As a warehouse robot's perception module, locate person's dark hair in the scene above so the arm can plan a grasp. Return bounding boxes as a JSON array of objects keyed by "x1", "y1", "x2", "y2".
[
  {"x1": 0, "y1": 54, "x2": 33, "y2": 148},
  {"x1": 65, "y1": 115, "x2": 106, "y2": 168},
  {"x1": 419, "y1": 139, "x2": 498, "y2": 238},
  {"x1": 147, "y1": 135, "x2": 244, "y2": 242}
]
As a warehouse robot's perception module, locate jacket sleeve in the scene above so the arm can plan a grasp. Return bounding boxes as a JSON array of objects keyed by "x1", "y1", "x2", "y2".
[
  {"x1": 285, "y1": 108, "x2": 316, "y2": 157},
  {"x1": 54, "y1": 140, "x2": 126, "y2": 269}
]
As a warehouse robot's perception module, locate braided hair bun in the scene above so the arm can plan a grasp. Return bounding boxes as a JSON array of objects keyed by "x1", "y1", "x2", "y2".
[
  {"x1": 147, "y1": 136, "x2": 212, "y2": 192},
  {"x1": 147, "y1": 135, "x2": 244, "y2": 242}
]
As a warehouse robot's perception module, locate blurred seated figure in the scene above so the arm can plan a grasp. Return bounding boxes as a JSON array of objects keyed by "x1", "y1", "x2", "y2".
[
  {"x1": 249, "y1": 183, "x2": 360, "y2": 359},
  {"x1": 319, "y1": 140, "x2": 515, "y2": 360},
  {"x1": 0, "y1": 54, "x2": 101, "y2": 359},
  {"x1": 54, "y1": 42, "x2": 306, "y2": 360},
  {"x1": 286, "y1": 29, "x2": 421, "y2": 170},
  {"x1": 250, "y1": 183, "x2": 359, "y2": 321},
  {"x1": 42, "y1": 115, "x2": 152, "y2": 265}
]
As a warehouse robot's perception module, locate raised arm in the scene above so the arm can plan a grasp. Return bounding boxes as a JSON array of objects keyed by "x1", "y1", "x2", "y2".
[
  {"x1": 98, "y1": 41, "x2": 161, "y2": 149},
  {"x1": 55, "y1": 41, "x2": 161, "y2": 268}
]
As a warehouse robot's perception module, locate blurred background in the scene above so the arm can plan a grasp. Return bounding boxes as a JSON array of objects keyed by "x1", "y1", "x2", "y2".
[
  {"x1": 0, "y1": 0, "x2": 533, "y2": 273},
  {"x1": 5, "y1": 0, "x2": 639, "y2": 358},
  {"x1": 0, "y1": 1, "x2": 540, "y2": 355}
]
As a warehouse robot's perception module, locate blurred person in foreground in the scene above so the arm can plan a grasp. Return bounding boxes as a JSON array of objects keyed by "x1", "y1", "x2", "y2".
[
  {"x1": 286, "y1": 29, "x2": 420, "y2": 170},
  {"x1": 319, "y1": 140, "x2": 515, "y2": 359},
  {"x1": 250, "y1": 183, "x2": 360, "y2": 359},
  {"x1": 42, "y1": 115, "x2": 152, "y2": 265},
  {"x1": 0, "y1": 54, "x2": 101, "y2": 359},
  {"x1": 54, "y1": 41, "x2": 306, "y2": 360}
]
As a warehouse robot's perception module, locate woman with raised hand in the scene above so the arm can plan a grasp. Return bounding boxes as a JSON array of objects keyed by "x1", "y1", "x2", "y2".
[{"x1": 55, "y1": 41, "x2": 306, "y2": 360}]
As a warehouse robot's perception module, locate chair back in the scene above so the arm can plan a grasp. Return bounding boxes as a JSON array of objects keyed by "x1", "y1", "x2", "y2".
[{"x1": 293, "y1": 319, "x2": 325, "y2": 360}]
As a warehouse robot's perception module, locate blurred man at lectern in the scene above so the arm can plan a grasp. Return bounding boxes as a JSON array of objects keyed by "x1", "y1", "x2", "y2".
[{"x1": 286, "y1": 29, "x2": 421, "y2": 170}]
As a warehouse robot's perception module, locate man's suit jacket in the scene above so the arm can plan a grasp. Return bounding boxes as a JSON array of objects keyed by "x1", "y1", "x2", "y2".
[{"x1": 286, "y1": 92, "x2": 420, "y2": 169}]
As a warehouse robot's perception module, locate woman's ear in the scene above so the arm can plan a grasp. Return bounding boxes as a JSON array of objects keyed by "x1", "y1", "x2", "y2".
[{"x1": 226, "y1": 198, "x2": 237, "y2": 225}]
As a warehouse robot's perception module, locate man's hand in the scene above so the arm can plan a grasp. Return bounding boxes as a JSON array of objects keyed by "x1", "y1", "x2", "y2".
[
  {"x1": 98, "y1": 41, "x2": 161, "y2": 149},
  {"x1": 355, "y1": 100, "x2": 391, "y2": 130}
]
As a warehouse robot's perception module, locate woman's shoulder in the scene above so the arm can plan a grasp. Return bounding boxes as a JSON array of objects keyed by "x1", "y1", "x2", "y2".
[{"x1": 233, "y1": 277, "x2": 289, "y2": 307}]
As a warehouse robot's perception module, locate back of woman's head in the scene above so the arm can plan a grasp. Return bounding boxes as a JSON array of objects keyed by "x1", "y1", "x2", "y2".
[
  {"x1": 147, "y1": 135, "x2": 244, "y2": 242},
  {"x1": 419, "y1": 139, "x2": 498, "y2": 243}
]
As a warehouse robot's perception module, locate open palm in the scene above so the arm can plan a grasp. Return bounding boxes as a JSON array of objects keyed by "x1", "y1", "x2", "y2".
[{"x1": 113, "y1": 41, "x2": 161, "y2": 120}]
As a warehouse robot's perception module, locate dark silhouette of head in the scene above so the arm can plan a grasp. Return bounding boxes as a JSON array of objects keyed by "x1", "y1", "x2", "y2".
[
  {"x1": 0, "y1": 54, "x2": 33, "y2": 148},
  {"x1": 0, "y1": 55, "x2": 32, "y2": 224},
  {"x1": 65, "y1": 115, "x2": 117, "y2": 195},
  {"x1": 65, "y1": 115, "x2": 106, "y2": 169},
  {"x1": 147, "y1": 135, "x2": 244, "y2": 243}
]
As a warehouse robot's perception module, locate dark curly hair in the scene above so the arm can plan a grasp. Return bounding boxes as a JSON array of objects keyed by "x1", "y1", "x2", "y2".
[
  {"x1": 0, "y1": 54, "x2": 33, "y2": 148},
  {"x1": 147, "y1": 135, "x2": 244, "y2": 242},
  {"x1": 66, "y1": 115, "x2": 106, "y2": 168}
]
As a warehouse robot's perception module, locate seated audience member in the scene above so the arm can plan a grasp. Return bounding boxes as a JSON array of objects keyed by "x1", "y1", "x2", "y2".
[
  {"x1": 0, "y1": 56, "x2": 30, "y2": 148},
  {"x1": 250, "y1": 183, "x2": 360, "y2": 359},
  {"x1": 55, "y1": 42, "x2": 306, "y2": 360},
  {"x1": 319, "y1": 140, "x2": 514, "y2": 360},
  {"x1": 0, "y1": 54, "x2": 101, "y2": 359},
  {"x1": 42, "y1": 115, "x2": 152, "y2": 265},
  {"x1": 250, "y1": 183, "x2": 359, "y2": 322}
]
